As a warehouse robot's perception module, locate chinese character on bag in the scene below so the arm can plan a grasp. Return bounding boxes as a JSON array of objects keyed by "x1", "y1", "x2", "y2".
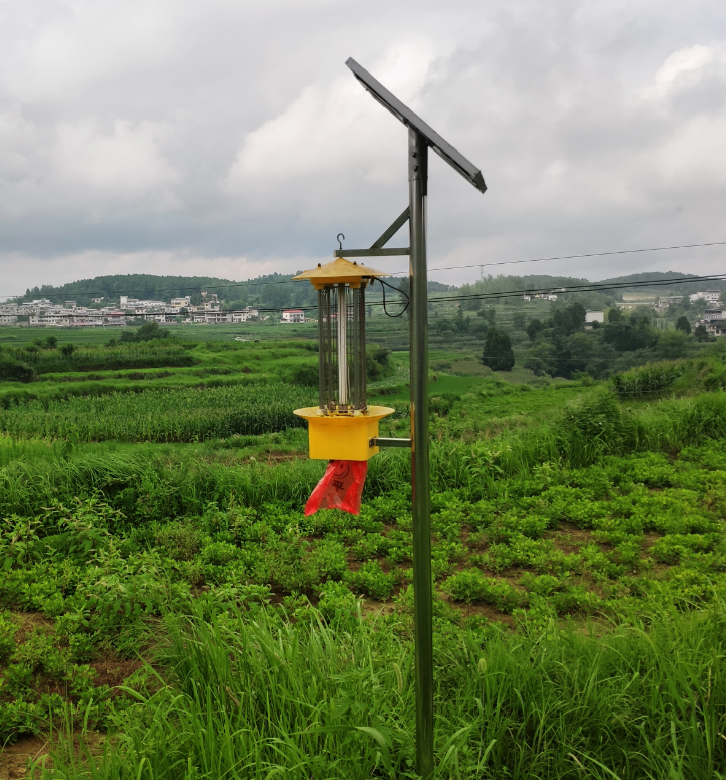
[{"x1": 304, "y1": 460, "x2": 368, "y2": 516}]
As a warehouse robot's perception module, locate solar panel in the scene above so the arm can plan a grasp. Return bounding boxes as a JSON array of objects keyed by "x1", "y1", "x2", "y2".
[{"x1": 346, "y1": 57, "x2": 487, "y2": 194}]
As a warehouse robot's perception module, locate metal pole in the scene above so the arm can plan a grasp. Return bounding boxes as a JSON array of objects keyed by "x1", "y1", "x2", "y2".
[{"x1": 409, "y1": 128, "x2": 433, "y2": 779}]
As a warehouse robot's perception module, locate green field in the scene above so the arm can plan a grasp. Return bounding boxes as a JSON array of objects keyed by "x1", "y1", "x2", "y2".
[{"x1": 1, "y1": 325, "x2": 726, "y2": 778}]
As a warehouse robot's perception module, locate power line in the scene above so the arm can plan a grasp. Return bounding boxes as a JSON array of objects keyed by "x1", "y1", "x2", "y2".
[
  {"x1": 2, "y1": 238, "x2": 725, "y2": 301},
  {"x1": 15, "y1": 270, "x2": 725, "y2": 323},
  {"x1": 425, "y1": 271, "x2": 726, "y2": 306},
  {"x1": 390, "y1": 239, "x2": 726, "y2": 276}
]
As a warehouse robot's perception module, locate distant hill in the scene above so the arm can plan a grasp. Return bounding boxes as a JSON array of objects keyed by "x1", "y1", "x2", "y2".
[
  {"x1": 17, "y1": 272, "x2": 459, "y2": 309},
  {"x1": 20, "y1": 274, "x2": 237, "y2": 307},
  {"x1": 597, "y1": 271, "x2": 726, "y2": 295},
  {"x1": 15, "y1": 268, "x2": 723, "y2": 311}
]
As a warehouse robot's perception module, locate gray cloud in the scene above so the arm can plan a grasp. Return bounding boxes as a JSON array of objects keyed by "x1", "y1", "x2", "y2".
[{"x1": 1, "y1": 0, "x2": 725, "y2": 295}]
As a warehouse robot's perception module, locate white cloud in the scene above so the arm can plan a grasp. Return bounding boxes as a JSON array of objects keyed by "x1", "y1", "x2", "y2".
[
  {"x1": 49, "y1": 119, "x2": 181, "y2": 206},
  {"x1": 0, "y1": 114, "x2": 182, "y2": 219},
  {"x1": 0, "y1": 0, "x2": 181, "y2": 101},
  {"x1": 225, "y1": 40, "x2": 439, "y2": 217},
  {"x1": 1, "y1": 0, "x2": 726, "y2": 294},
  {"x1": 649, "y1": 42, "x2": 726, "y2": 98}
]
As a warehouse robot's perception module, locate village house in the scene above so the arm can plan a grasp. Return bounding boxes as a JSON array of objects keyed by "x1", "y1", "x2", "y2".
[{"x1": 282, "y1": 309, "x2": 305, "y2": 323}]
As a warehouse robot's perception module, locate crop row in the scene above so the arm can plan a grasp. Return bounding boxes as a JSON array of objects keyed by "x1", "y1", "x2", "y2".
[
  {"x1": 0, "y1": 383, "x2": 316, "y2": 442},
  {"x1": 9, "y1": 344, "x2": 192, "y2": 363}
]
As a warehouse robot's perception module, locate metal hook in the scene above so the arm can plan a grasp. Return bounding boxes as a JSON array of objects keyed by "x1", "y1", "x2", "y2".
[{"x1": 336, "y1": 233, "x2": 345, "y2": 251}]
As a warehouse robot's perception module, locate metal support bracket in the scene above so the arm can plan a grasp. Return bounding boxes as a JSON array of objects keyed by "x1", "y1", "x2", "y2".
[
  {"x1": 370, "y1": 437, "x2": 411, "y2": 448},
  {"x1": 333, "y1": 247, "x2": 409, "y2": 258},
  {"x1": 334, "y1": 206, "x2": 410, "y2": 258},
  {"x1": 371, "y1": 206, "x2": 410, "y2": 248}
]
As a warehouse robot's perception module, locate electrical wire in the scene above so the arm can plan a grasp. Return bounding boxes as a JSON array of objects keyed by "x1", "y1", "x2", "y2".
[
  {"x1": 378, "y1": 278, "x2": 409, "y2": 318},
  {"x1": 3, "y1": 238, "x2": 725, "y2": 301},
  {"x1": 389, "y1": 239, "x2": 726, "y2": 276},
  {"x1": 9, "y1": 270, "x2": 724, "y2": 323}
]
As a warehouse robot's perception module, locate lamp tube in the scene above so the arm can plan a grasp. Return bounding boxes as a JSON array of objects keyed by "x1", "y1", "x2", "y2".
[{"x1": 337, "y1": 283, "x2": 348, "y2": 406}]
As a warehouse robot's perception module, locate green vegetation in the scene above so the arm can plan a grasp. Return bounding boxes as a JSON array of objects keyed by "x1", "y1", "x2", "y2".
[
  {"x1": 480, "y1": 328, "x2": 514, "y2": 371},
  {"x1": 0, "y1": 383, "x2": 315, "y2": 442},
  {"x1": 1, "y1": 295, "x2": 726, "y2": 776}
]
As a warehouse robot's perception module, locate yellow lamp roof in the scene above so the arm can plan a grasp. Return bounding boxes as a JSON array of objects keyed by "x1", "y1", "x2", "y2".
[{"x1": 293, "y1": 257, "x2": 388, "y2": 288}]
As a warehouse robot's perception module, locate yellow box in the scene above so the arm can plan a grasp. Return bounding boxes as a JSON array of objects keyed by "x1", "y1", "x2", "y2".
[{"x1": 293, "y1": 406, "x2": 395, "y2": 461}]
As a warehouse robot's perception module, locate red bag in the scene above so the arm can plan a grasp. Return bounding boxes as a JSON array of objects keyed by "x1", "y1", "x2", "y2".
[{"x1": 305, "y1": 460, "x2": 368, "y2": 516}]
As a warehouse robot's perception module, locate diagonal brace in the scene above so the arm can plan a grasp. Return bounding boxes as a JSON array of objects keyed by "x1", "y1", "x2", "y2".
[{"x1": 370, "y1": 206, "x2": 410, "y2": 248}]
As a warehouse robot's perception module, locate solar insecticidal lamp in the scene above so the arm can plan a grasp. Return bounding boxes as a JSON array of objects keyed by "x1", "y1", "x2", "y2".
[
  {"x1": 292, "y1": 255, "x2": 395, "y2": 461},
  {"x1": 295, "y1": 57, "x2": 485, "y2": 779}
]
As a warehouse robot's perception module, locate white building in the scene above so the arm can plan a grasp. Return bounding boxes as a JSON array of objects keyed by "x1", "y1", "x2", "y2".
[
  {"x1": 584, "y1": 310, "x2": 604, "y2": 329},
  {"x1": 282, "y1": 309, "x2": 305, "y2": 323},
  {"x1": 120, "y1": 296, "x2": 166, "y2": 310},
  {"x1": 657, "y1": 295, "x2": 683, "y2": 309},
  {"x1": 191, "y1": 310, "x2": 229, "y2": 324},
  {"x1": 171, "y1": 296, "x2": 191, "y2": 307},
  {"x1": 0, "y1": 305, "x2": 18, "y2": 324},
  {"x1": 204, "y1": 311, "x2": 229, "y2": 324},
  {"x1": 690, "y1": 290, "x2": 721, "y2": 304},
  {"x1": 29, "y1": 310, "x2": 71, "y2": 326}
]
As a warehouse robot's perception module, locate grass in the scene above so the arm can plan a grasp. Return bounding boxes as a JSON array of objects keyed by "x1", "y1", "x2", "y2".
[
  {"x1": 33, "y1": 596, "x2": 726, "y2": 779},
  {"x1": 2, "y1": 351, "x2": 726, "y2": 777}
]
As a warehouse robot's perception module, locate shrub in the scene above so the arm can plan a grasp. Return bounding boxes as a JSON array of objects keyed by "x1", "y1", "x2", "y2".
[
  {"x1": 120, "y1": 322, "x2": 171, "y2": 343},
  {"x1": 0, "y1": 359, "x2": 36, "y2": 383},
  {"x1": 366, "y1": 345, "x2": 394, "y2": 381},
  {"x1": 443, "y1": 569, "x2": 528, "y2": 612},
  {"x1": 612, "y1": 361, "x2": 688, "y2": 398},
  {"x1": 347, "y1": 560, "x2": 395, "y2": 600},
  {"x1": 155, "y1": 522, "x2": 203, "y2": 561},
  {"x1": 290, "y1": 364, "x2": 318, "y2": 387},
  {"x1": 0, "y1": 611, "x2": 18, "y2": 661}
]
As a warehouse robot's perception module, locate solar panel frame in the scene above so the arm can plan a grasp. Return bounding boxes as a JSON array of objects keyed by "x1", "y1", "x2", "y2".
[{"x1": 346, "y1": 57, "x2": 487, "y2": 194}]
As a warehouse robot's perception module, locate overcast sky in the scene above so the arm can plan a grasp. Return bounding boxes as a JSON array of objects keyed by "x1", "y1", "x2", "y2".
[{"x1": 1, "y1": 0, "x2": 725, "y2": 297}]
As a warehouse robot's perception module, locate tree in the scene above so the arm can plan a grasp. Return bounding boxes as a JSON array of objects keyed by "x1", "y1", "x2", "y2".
[
  {"x1": 481, "y1": 328, "x2": 515, "y2": 371},
  {"x1": 675, "y1": 316, "x2": 691, "y2": 335},
  {"x1": 694, "y1": 324, "x2": 709, "y2": 342},
  {"x1": 526, "y1": 319, "x2": 544, "y2": 342},
  {"x1": 60, "y1": 343, "x2": 75, "y2": 358},
  {"x1": 468, "y1": 319, "x2": 488, "y2": 339},
  {"x1": 552, "y1": 302, "x2": 586, "y2": 335},
  {"x1": 137, "y1": 322, "x2": 170, "y2": 341},
  {"x1": 602, "y1": 320, "x2": 656, "y2": 352},
  {"x1": 512, "y1": 313, "x2": 526, "y2": 330},
  {"x1": 524, "y1": 357, "x2": 547, "y2": 376},
  {"x1": 607, "y1": 308, "x2": 623, "y2": 323},
  {"x1": 44, "y1": 335, "x2": 58, "y2": 349},
  {"x1": 453, "y1": 306, "x2": 469, "y2": 334},
  {"x1": 656, "y1": 330, "x2": 688, "y2": 359},
  {"x1": 120, "y1": 322, "x2": 170, "y2": 342}
]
